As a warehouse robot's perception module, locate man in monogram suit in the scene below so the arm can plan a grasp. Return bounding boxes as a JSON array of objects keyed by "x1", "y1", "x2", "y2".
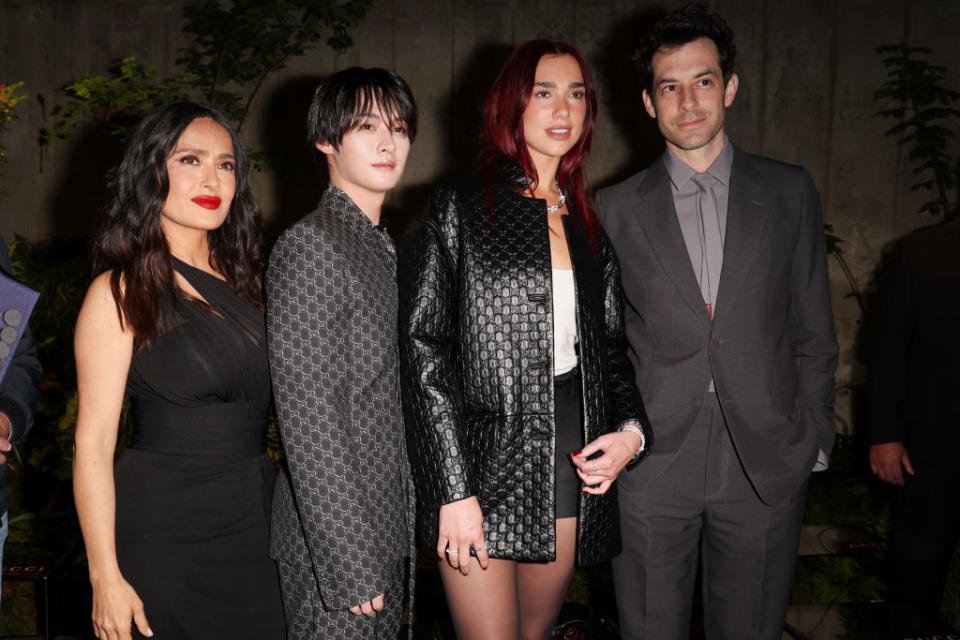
[
  {"x1": 266, "y1": 68, "x2": 417, "y2": 640},
  {"x1": 595, "y1": 6, "x2": 838, "y2": 639}
]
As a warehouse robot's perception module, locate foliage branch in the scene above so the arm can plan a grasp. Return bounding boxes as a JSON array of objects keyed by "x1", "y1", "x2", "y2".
[
  {"x1": 875, "y1": 44, "x2": 960, "y2": 219},
  {"x1": 42, "y1": 57, "x2": 196, "y2": 146},
  {"x1": 824, "y1": 224, "x2": 864, "y2": 313},
  {"x1": 0, "y1": 81, "x2": 27, "y2": 195},
  {"x1": 178, "y1": 0, "x2": 371, "y2": 135},
  {"x1": 45, "y1": 0, "x2": 372, "y2": 153}
]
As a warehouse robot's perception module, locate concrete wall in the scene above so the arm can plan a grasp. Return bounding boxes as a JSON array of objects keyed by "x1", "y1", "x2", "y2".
[{"x1": 2, "y1": 0, "x2": 960, "y2": 425}]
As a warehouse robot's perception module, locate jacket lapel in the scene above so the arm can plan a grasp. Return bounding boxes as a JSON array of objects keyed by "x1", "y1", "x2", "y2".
[
  {"x1": 632, "y1": 158, "x2": 712, "y2": 326},
  {"x1": 712, "y1": 147, "x2": 770, "y2": 330}
]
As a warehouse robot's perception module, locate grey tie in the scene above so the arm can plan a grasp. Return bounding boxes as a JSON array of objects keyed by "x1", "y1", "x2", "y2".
[{"x1": 690, "y1": 173, "x2": 725, "y2": 319}]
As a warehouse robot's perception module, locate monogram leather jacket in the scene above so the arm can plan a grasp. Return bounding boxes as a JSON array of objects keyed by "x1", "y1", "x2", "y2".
[{"x1": 399, "y1": 165, "x2": 650, "y2": 565}]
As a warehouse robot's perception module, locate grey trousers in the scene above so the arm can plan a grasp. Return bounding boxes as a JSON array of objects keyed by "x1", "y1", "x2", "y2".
[{"x1": 612, "y1": 393, "x2": 807, "y2": 640}]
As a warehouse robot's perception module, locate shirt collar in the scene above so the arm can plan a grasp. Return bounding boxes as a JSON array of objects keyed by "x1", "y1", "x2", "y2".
[
  {"x1": 662, "y1": 136, "x2": 734, "y2": 190},
  {"x1": 321, "y1": 183, "x2": 388, "y2": 232}
]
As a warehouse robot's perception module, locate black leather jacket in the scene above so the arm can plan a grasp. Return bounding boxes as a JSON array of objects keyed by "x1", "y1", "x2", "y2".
[{"x1": 399, "y1": 166, "x2": 649, "y2": 565}]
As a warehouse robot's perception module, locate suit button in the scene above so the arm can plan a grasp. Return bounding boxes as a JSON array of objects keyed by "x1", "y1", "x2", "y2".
[{"x1": 3, "y1": 309, "x2": 22, "y2": 326}]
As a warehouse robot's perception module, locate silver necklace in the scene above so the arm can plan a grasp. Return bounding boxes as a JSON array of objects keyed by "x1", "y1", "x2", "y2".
[{"x1": 545, "y1": 180, "x2": 566, "y2": 213}]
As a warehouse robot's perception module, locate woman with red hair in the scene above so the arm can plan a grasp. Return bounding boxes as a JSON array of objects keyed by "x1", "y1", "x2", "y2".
[{"x1": 400, "y1": 40, "x2": 651, "y2": 638}]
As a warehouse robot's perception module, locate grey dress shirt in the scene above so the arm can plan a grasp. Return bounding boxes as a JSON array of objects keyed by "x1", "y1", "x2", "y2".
[
  {"x1": 664, "y1": 140, "x2": 733, "y2": 393},
  {"x1": 663, "y1": 137, "x2": 734, "y2": 316}
]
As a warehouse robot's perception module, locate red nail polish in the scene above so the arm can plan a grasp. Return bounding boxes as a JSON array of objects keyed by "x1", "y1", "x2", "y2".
[{"x1": 573, "y1": 450, "x2": 583, "y2": 456}]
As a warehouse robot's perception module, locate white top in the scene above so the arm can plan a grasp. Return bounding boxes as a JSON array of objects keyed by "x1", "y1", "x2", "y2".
[{"x1": 552, "y1": 268, "x2": 578, "y2": 375}]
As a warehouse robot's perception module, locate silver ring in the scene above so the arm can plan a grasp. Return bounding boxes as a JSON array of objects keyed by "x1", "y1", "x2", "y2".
[
  {"x1": 592, "y1": 459, "x2": 598, "y2": 473},
  {"x1": 473, "y1": 543, "x2": 487, "y2": 552},
  {"x1": 444, "y1": 547, "x2": 459, "y2": 555}
]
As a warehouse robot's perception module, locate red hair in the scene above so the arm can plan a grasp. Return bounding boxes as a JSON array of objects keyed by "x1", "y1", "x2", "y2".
[{"x1": 479, "y1": 39, "x2": 600, "y2": 241}]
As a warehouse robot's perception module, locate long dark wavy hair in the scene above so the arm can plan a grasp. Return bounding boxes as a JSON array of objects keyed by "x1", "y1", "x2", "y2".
[
  {"x1": 478, "y1": 39, "x2": 600, "y2": 241},
  {"x1": 93, "y1": 101, "x2": 263, "y2": 347}
]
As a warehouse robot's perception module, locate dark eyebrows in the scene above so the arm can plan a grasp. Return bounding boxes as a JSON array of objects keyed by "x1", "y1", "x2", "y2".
[
  {"x1": 534, "y1": 81, "x2": 586, "y2": 88},
  {"x1": 656, "y1": 68, "x2": 719, "y2": 86},
  {"x1": 353, "y1": 111, "x2": 411, "y2": 131},
  {"x1": 170, "y1": 147, "x2": 235, "y2": 160}
]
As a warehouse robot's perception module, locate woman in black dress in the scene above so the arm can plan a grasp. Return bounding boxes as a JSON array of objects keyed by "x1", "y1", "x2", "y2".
[
  {"x1": 400, "y1": 40, "x2": 650, "y2": 639},
  {"x1": 73, "y1": 102, "x2": 285, "y2": 640}
]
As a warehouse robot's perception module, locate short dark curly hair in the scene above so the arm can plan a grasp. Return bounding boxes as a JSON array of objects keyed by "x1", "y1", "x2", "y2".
[{"x1": 637, "y1": 4, "x2": 736, "y2": 94}]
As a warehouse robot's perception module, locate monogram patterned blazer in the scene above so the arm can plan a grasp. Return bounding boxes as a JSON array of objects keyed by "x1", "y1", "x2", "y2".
[
  {"x1": 266, "y1": 185, "x2": 414, "y2": 619},
  {"x1": 399, "y1": 166, "x2": 648, "y2": 566}
]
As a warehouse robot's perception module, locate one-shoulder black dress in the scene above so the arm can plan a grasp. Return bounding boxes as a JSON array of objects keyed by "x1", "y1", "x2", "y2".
[{"x1": 114, "y1": 258, "x2": 285, "y2": 639}]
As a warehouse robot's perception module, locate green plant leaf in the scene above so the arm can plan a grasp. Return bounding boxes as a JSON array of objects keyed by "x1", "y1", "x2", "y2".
[{"x1": 874, "y1": 42, "x2": 959, "y2": 216}]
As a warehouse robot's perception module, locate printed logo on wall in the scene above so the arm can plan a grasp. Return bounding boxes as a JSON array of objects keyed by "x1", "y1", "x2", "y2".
[{"x1": 0, "y1": 272, "x2": 39, "y2": 385}]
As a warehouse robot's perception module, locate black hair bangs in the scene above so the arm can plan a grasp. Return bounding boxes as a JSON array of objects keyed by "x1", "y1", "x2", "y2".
[{"x1": 349, "y1": 81, "x2": 418, "y2": 141}]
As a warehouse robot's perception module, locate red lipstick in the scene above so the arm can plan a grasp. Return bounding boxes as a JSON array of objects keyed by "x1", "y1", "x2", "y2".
[
  {"x1": 372, "y1": 162, "x2": 395, "y2": 170},
  {"x1": 191, "y1": 196, "x2": 222, "y2": 209}
]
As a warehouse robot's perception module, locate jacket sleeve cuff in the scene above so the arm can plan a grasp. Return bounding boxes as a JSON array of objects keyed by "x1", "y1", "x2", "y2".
[
  {"x1": 618, "y1": 419, "x2": 651, "y2": 470},
  {"x1": 0, "y1": 398, "x2": 26, "y2": 443}
]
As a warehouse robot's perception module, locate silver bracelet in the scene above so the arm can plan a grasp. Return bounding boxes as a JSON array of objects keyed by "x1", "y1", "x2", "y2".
[{"x1": 618, "y1": 423, "x2": 645, "y2": 461}]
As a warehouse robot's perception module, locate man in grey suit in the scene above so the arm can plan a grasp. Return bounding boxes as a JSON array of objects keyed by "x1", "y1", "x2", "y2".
[
  {"x1": 266, "y1": 68, "x2": 417, "y2": 640},
  {"x1": 595, "y1": 6, "x2": 838, "y2": 639}
]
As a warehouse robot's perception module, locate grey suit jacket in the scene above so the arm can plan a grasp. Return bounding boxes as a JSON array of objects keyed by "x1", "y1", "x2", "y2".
[
  {"x1": 266, "y1": 185, "x2": 414, "y2": 611},
  {"x1": 596, "y1": 147, "x2": 837, "y2": 505}
]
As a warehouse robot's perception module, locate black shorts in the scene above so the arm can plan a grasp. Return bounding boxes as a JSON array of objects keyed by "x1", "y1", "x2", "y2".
[{"x1": 554, "y1": 367, "x2": 583, "y2": 519}]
